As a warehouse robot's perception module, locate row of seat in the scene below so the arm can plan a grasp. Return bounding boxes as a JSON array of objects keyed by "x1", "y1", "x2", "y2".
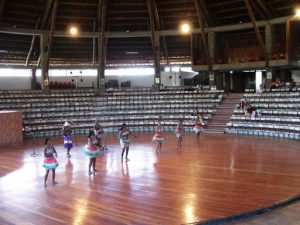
[
  {"x1": 231, "y1": 115, "x2": 300, "y2": 123},
  {"x1": 227, "y1": 90, "x2": 300, "y2": 140},
  {"x1": 245, "y1": 88, "x2": 300, "y2": 92},
  {"x1": 244, "y1": 92, "x2": 300, "y2": 97},
  {"x1": 0, "y1": 88, "x2": 222, "y2": 138},
  {"x1": 225, "y1": 128, "x2": 300, "y2": 140}
]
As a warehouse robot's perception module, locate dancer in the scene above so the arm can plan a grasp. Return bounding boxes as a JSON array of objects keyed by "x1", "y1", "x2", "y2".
[
  {"x1": 94, "y1": 121, "x2": 107, "y2": 150},
  {"x1": 175, "y1": 120, "x2": 184, "y2": 148},
  {"x1": 119, "y1": 123, "x2": 132, "y2": 161},
  {"x1": 152, "y1": 121, "x2": 165, "y2": 153},
  {"x1": 43, "y1": 138, "x2": 58, "y2": 186},
  {"x1": 194, "y1": 114, "x2": 203, "y2": 139},
  {"x1": 62, "y1": 121, "x2": 73, "y2": 157},
  {"x1": 83, "y1": 130, "x2": 103, "y2": 175}
]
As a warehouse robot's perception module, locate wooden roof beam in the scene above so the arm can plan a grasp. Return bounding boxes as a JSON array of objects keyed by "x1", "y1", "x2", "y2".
[
  {"x1": 194, "y1": 0, "x2": 211, "y2": 68},
  {"x1": 42, "y1": 0, "x2": 59, "y2": 92},
  {"x1": 97, "y1": 0, "x2": 107, "y2": 94},
  {"x1": 244, "y1": 0, "x2": 269, "y2": 67},
  {"x1": 40, "y1": 0, "x2": 54, "y2": 29},
  {"x1": 255, "y1": 0, "x2": 273, "y2": 19},
  {"x1": 199, "y1": 0, "x2": 216, "y2": 26},
  {"x1": 25, "y1": 19, "x2": 40, "y2": 66},
  {"x1": 146, "y1": 0, "x2": 161, "y2": 88},
  {"x1": 0, "y1": 0, "x2": 6, "y2": 21}
]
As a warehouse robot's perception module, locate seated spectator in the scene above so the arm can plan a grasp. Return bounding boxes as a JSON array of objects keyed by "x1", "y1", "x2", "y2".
[
  {"x1": 245, "y1": 104, "x2": 257, "y2": 118},
  {"x1": 239, "y1": 98, "x2": 247, "y2": 110},
  {"x1": 256, "y1": 108, "x2": 262, "y2": 117}
]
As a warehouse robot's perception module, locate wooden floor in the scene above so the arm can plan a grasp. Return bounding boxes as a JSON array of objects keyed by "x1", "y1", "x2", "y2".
[{"x1": 0, "y1": 133, "x2": 299, "y2": 225}]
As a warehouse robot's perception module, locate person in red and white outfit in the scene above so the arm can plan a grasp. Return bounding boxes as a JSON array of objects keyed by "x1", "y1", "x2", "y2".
[{"x1": 152, "y1": 121, "x2": 165, "y2": 153}]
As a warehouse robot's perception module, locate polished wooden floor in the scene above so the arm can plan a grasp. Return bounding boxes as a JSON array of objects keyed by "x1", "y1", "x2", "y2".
[{"x1": 0, "y1": 133, "x2": 300, "y2": 225}]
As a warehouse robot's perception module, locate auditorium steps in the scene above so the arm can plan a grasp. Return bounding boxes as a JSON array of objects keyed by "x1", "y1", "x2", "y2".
[{"x1": 205, "y1": 93, "x2": 244, "y2": 134}]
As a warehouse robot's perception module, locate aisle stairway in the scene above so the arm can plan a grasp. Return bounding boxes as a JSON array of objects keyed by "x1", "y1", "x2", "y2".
[{"x1": 205, "y1": 93, "x2": 244, "y2": 133}]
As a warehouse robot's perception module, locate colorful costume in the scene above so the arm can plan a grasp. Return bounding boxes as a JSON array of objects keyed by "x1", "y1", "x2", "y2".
[
  {"x1": 63, "y1": 122, "x2": 73, "y2": 149},
  {"x1": 63, "y1": 135, "x2": 73, "y2": 149},
  {"x1": 83, "y1": 145, "x2": 103, "y2": 158},
  {"x1": 43, "y1": 146, "x2": 58, "y2": 170},
  {"x1": 175, "y1": 127, "x2": 184, "y2": 138},
  {"x1": 119, "y1": 130, "x2": 130, "y2": 148},
  {"x1": 153, "y1": 127, "x2": 165, "y2": 142},
  {"x1": 194, "y1": 124, "x2": 202, "y2": 133}
]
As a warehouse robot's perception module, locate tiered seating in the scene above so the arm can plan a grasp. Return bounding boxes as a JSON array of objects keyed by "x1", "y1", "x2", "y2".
[
  {"x1": 0, "y1": 89, "x2": 95, "y2": 138},
  {"x1": 95, "y1": 87, "x2": 224, "y2": 133},
  {"x1": 225, "y1": 89, "x2": 300, "y2": 140}
]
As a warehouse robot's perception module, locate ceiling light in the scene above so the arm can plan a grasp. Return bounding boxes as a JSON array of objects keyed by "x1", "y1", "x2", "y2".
[
  {"x1": 295, "y1": 8, "x2": 300, "y2": 18},
  {"x1": 126, "y1": 51, "x2": 139, "y2": 54},
  {"x1": 69, "y1": 26, "x2": 78, "y2": 36},
  {"x1": 180, "y1": 22, "x2": 191, "y2": 34}
]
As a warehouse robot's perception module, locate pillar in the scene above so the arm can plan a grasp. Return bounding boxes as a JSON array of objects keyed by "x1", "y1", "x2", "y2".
[{"x1": 40, "y1": 34, "x2": 50, "y2": 93}]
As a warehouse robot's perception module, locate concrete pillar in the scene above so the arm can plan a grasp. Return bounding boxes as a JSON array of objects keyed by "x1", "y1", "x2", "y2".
[
  {"x1": 265, "y1": 24, "x2": 273, "y2": 61},
  {"x1": 209, "y1": 71, "x2": 215, "y2": 86},
  {"x1": 153, "y1": 33, "x2": 161, "y2": 91},
  {"x1": 96, "y1": 67, "x2": 106, "y2": 96},
  {"x1": 31, "y1": 68, "x2": 37, "y2": 90},
  {"x1": 265, "y1": 69, "x2": 273, "y2": 89},
  {"x1": 40, "y1": 34, "x2": 50, "y2": 94},
  {"x1": 208, "y1": 31, "x2": 215, "y2": 64}
]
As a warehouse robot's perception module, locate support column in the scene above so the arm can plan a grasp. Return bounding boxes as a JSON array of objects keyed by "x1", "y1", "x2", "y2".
[
  {"x1": 40, "y1": 34, "x2": 50, "y2": 93},
  {"x1": 209, "y1": 71, "x2": 215, "y2": 86},
  {"x1": 208, "y1": 31, "x2": 215, "y2": 64},
  {"x1": 146, "y1": 0, "x2": 161, "y2": 91},
  {"x1": 31, "y1": 68, "x2": 37, "y2": 90},
  {"x1": 265, "y1": 24, "x2": 273, "y2": 89},
  {"x1": 96, "y1": 0, "x2": 107, "y2": 96},
  {"x1": 265, "y1": 23, "x2": 273, "y2": 61},
  {"x1": 96, "y1": 65, "x2": 105, "y2": 96},
  {"x1": 153, "y1": 33, "x2": 161, "y2": 91},
  {"x1": 286, "y1": 20, "x2": 291, "y2": 61},
  {"x1": 265, "y1": 69, "x2": 273, "y2": 89}
]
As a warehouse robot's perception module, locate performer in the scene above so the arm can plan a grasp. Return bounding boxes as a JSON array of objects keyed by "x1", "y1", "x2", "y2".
[
  {"x1": 152, "y1": 121, "x2": 165, "y2": 152},
  {"x1": 118, "y1": 123, "x2": 131, "y2": 161},
  {"x1": 83, "y1": 130, "x2": 103, "y2": 175},
  {"x1": 62, "y1": 121, "x2": 73, "y2": 157},
  {"x1": 194, "y1": 114, "x2": 204, "y2": 139},
  {"x1": 94, "y1": 121, "x2": 107, "y2": 150},
  {"x1": 43, "y1": 138, "x2": 58, "y2": 186},
  {"x1": 175, "y1": 120, "x2": 184, "y2": 148}
]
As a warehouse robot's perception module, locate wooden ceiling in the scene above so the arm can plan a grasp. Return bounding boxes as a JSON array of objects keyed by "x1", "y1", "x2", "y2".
[{"x1": 0, "y1": 0, "x2": 297, "y2": 66}]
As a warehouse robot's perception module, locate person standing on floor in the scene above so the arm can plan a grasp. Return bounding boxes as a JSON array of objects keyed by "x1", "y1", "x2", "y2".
[
  {"x1": 43, "y1": 138, "x2": 58, "y2": 186},
  {"x1": 119, "y1": 123, "x2": 131, "y2": 162},
  {"x1": 62, "y1": 121, "x2": 73, "y2": 157},
  {"x1": 175, "y1": 120, "x2": 184, "y2": 148},
  {"x1": 83, "y1": 130, "x2": 103, "y2": 175},
  {"x1": 194, "y1": 114, "x2": 204, "y2": 139},
  {"x1": 94, "y1": 121, "x2": 108, "y2": 150},
  {"x1": 152, "y1": 121, "x2": 165, "y2": 153}
]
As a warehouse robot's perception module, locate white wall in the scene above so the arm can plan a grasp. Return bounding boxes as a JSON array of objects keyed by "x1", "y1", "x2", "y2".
[
  {"x1": 0, "y1": 70, "x2": 197, "y2": 90},
  {"x1": 291, "y1": 69, "x2": 300, "y2": 82},
  {"x1": 105, "y1": 75, "x2": 154, "y2": 87},
  {"x1": 0, "y1": 75, "x2": 154, "y2": 90},
  {"x1": 0, "y1": 77, "x2": 31, "y2": 90}
]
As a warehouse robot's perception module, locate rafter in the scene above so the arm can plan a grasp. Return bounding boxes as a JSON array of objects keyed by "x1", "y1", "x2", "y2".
[
  {"x1": 25, "y1": 19, "x2": 40, "y2": 66},
  {"x1": 97, "y1": 0, "x2": 107, "y2": 95},
  {"x1": 255, "y1": 0, "x2": 273, "y2": 19},
  {"x1": 194, "y1": 0, "x2": 211, "y2": 68},
  {"x1": 244, "y1": 0, "x2": 268, "y2": 66},
  {"x1": 251, "y1": 0, "x2": 268, "y2": 20},
  {"x1": 146, "y1": 0, "x2": 161, "y2": 88},
  {"x1": 199, "y1": 0, "x2": 216, "y2": 26},
  {"x1": 0, "y1": 0, "x2": 6, "y2": 20}
]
